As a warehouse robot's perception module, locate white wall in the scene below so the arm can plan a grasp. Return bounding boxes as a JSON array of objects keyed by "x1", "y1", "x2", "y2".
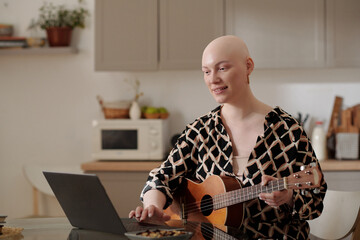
[{"x1": 0, "y1": 0, "x2": 359, "y2": 219}]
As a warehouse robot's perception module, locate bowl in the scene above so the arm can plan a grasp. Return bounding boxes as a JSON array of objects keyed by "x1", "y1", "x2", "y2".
[{"x1": 125, "y1": 228, "x2": 193, "y2": 240}]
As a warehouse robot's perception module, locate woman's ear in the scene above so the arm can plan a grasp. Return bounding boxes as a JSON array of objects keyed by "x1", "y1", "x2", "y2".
[{"x1": 246, "y1": 57, "x2": 254, "y2": 74}]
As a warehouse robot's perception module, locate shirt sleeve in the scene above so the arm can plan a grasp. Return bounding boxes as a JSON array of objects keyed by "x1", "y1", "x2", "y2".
[
  {"x1": 140, "y1": 127, "x2": 197, "y2": 209},
  {"x1": 290, "y1": 125, "x2": 327, "y2": 220}
]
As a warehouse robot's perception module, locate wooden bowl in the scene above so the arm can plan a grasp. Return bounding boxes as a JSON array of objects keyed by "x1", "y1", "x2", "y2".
[{"x1": 144, "y1": 113, "x2": 160, "y2": 119}]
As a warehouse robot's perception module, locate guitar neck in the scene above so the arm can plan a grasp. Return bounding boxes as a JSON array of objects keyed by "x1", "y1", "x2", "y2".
[{"x1": 213, "y1": 178, "x2": 286, "y2": 210}]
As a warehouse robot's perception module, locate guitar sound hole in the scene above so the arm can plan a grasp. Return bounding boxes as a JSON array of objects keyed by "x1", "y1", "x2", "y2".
[{"x1": 200, "y1": 195, "x2": 213, "y2": 216}]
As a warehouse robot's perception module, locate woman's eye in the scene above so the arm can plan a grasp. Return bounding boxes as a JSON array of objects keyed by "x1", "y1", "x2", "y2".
[{"x1": 219, "y1": 67, "x2": 225, "y2": 71}]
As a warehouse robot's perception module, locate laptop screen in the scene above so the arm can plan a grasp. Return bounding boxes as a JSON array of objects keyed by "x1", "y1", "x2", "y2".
[{"x1": 43, "y1": 171, "x2": 127, "y2": 234}]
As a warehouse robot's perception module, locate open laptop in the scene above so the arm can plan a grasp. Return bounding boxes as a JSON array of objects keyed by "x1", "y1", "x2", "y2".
[{"x1": 43, "y1": 171, "x2": 163, "y2": 235}]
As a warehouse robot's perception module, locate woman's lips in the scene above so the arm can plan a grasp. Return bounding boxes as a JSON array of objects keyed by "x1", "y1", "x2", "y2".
[{"x1": 212, "y1": 86, "x2": 228, "y2": 94}]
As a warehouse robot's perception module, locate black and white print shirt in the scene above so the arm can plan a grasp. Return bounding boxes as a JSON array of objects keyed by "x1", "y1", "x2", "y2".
[{"x1": 141, "y1": 106, "x2": 327, "y2": 240}]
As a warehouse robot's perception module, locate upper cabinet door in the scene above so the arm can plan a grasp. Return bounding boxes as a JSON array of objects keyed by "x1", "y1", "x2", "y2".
[
  {"x1": 159, "y1": 0, "x2": 224, "y2": 70},
  {"x1": 95, "y1": 0, "x2": 158, "y2": 71},
  {"x1": 225, "y1": 0, "x2": 326, "y2": 69},
  {"x1": 326, "y1": 0, "x2": 360, "y2": 67}
]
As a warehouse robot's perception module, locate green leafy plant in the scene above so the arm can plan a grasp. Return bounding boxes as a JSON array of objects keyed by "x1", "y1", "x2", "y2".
[{"x1": 35, "y1": 0, "x2": 89, "y2": 29}]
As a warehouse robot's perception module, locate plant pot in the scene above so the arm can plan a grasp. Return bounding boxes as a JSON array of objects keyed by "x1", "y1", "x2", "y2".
[{"x1": 46, "y1": 27, "x2": 72, "y2": 47}]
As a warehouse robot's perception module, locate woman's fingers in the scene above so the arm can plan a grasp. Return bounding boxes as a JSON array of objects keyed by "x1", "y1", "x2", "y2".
[
  {"x1": 129, "y1": 205, "x2": 170, "y2": 223},
  {"x1": 128, "y1": 210, "x2": 136, "y2": 218},
  {"x1": 259, "y1": 175, "x2": 293, "y2": 207}
]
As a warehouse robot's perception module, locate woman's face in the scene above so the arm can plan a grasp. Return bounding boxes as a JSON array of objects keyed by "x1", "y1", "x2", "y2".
[{"x1": 202, "y1": 49, "x2": 251, "y2": 104}]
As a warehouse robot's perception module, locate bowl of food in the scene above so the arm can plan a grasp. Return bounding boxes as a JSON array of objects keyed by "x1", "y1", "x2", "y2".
[{"x1": 125, "y1": 228, "x2": 193, "y2": 240}]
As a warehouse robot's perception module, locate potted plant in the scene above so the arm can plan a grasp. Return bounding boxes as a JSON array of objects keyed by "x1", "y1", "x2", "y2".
[{"x1": 34, "y1": 0, "x2": 89, "y2": 47}]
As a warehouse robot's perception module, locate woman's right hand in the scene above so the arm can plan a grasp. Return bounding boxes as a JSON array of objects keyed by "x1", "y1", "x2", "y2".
[{"x1": 129, "y1": 205, "x2": 171, "y2": 223}]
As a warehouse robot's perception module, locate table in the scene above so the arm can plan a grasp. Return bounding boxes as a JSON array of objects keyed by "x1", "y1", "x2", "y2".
[{"x1": 5, "y1": 217, "x2": 244, "y2": 240}]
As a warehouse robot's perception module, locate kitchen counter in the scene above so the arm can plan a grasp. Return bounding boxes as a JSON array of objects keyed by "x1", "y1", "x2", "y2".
[
  {"x1": 81, "y1": 159, "x2": 360, "y2": 172},
  {"x1": 81, "y1": 160, "x2": 162, "y2": 172},
  {"x1": 319, "y1": 159, "x2": 360, "y2": 171}
]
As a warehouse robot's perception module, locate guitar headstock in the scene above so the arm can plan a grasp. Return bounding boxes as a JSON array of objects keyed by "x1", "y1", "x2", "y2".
[{"x1": 285, "y1": 164, "x2": 322, "y2": 192}]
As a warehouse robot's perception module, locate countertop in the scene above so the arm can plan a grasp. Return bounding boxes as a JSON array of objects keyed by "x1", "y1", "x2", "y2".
[
  {"x1": 81, "y1": 159, "x2": 360, "y2": 172},
  {"x1": 4, "y1": 217, "x2": 244, "y2": 239}
]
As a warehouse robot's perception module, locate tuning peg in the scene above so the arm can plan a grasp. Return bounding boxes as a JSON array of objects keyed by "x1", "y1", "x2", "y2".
[
  {"x1": 310, "y1": 162, "x2": 316, "y2": 167},
  {"x1": 313, "y1": 188, "x2": 320, "y2": 194},
  {"x1": 300, "y1": 165, "x2": 306, "y2": 171},
  {"x1": 301, "y1": 190, "x2": 308, "y2": 195}
]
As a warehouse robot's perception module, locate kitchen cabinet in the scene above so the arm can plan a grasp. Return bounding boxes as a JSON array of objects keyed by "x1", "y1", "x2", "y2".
[
  {"x1": 96, "y1": 0, "x2": 359, "y2": 70},
  {"x1": 326, "y1": 0, "x2": 360, "y2": 67},
  {"x1": 159, "y1": 0, "x2": 224, "y2": 70},
  {"x1": 95, "y1": 0, "x2": 158, "y2": 71},
  {"x1": 82, "y1": 161, "x2": 162, "y2": 217},
  {"x1": 225, "y1": 0, "x2": 360, "y2": 69},
  {"x1": 225, "y1": 0, "x2": 326, "y2": 68},
  {"x1": 95, "y1": 0, "x2": 224, "y2": 71}
]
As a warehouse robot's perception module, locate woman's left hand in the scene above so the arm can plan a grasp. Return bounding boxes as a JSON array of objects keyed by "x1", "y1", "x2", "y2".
[{"x1": 258, "y1": 175, "x2": 293, "y2": 208}]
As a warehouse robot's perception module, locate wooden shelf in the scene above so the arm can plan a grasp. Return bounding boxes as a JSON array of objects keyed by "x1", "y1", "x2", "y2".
[{"x1": 0, "y1": 47, "x2": 78, "y2": 55}]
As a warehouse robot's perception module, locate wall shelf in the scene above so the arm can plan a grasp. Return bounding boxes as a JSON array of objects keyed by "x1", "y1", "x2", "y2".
[{"x1": 0, "y1": 47, "x2": 78, "y2": 55}]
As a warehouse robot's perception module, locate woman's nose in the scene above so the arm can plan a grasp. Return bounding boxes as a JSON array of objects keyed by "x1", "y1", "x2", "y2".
[{"x1": 208, "y1": 72, "x2": 219, "y2": 83}]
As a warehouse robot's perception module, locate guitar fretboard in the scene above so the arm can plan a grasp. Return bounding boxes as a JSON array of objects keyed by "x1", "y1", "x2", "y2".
[{"x1": 213, "y1": 178, "x2": 285, "y2": 210}]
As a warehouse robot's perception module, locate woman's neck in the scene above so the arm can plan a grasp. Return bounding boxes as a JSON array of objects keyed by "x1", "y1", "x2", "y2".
[{"x1": 222, "y1": 94, "x2": 272, "y2": 122}]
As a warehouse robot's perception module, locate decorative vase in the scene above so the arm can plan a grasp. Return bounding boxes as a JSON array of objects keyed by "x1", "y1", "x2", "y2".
[
  {"x1": 46, "y1": 27, "x2": 72, "y2": 47},
  {"x1": 129, "y1": 101, "x2": 141, "y2": 120}
]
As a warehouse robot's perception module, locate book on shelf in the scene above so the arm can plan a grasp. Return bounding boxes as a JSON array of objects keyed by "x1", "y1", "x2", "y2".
[
  {"x1": 0, "y1": 215, "x2": 6, "y2": 222},
  {"x1": 0, "y1": 36, "x2": 28, "y2": 48}
]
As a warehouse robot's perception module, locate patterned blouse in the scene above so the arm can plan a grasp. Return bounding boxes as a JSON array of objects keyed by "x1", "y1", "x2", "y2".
[{"x1": 141, "y1": 106, "x2": 327, "y2": 239}]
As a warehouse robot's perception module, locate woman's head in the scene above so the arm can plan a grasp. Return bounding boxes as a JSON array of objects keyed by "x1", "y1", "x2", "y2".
[{"x1": 201, "y1": 35, "x2": 254, "y2": 105}]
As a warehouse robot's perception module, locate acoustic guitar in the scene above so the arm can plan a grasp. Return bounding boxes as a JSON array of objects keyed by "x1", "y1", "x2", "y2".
[{"x1": 165, "y1": 164, "x2": 323, "y2": 228}]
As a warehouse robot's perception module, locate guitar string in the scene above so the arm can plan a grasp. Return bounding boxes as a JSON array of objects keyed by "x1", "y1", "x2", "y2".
[
  {"x1": 185, "y1": 221, "x2": 237, "y2": 240},
  {"x1": 183, "y1": 181, "x2": 313, "y2": 214},
  {"x1": 199, "y1": 223, "x2": 238, "y2": 240},
  {"x1": 182, "y1": 180, "x2": 285, "y2": 213},
  {"x1": 185, "y1": 221, "x2": 214, "y2": 240},
  {"x1": 180, "y1": 182, "x2": 313, "y2": 214}
]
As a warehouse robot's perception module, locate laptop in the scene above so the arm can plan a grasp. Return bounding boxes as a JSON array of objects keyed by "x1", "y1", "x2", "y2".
[{"x1": 43, "y1": 171, "x2": 162, "y2": 235}]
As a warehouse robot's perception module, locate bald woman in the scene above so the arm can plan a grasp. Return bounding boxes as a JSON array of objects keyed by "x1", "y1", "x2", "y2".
[{"x1": 129, "y1": 36, "x2": 327, "y2": 239}]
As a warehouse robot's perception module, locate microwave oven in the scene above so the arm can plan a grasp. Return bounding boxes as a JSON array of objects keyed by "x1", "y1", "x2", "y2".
[{"x1": 92, "y1": 119, "x2": 169, "y2": 161}]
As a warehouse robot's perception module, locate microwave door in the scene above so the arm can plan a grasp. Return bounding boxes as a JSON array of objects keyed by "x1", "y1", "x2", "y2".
[
  {"x1": 101, "y1": 129, "x2": 138, "y2": 150},
  {"x1": 94, "y1": 126, "x2": 149, "y2": 160}
]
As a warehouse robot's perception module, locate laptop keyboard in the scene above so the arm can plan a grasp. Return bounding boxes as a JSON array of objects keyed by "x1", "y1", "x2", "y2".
[{"x1": 122, "y1": 218, "x2": 168, "y2": 232}]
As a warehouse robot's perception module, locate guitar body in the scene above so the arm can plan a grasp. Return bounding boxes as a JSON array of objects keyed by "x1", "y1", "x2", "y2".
[
  {"x1": 165, "y1": 175, "x2": 244, "y2": 228},
  {"x1": 164, "y1": 165, "x2": 322, "y2": 229}
]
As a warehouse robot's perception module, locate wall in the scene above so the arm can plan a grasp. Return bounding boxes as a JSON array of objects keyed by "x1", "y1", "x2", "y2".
[{"x1": 0, "y1": 0, "x2": 359, "y2": 218}]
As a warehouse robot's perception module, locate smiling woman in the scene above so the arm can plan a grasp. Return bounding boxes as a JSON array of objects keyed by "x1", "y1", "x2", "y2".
[{"x1": 129, "y1": 35, "x2": 327, "y2": 240}]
